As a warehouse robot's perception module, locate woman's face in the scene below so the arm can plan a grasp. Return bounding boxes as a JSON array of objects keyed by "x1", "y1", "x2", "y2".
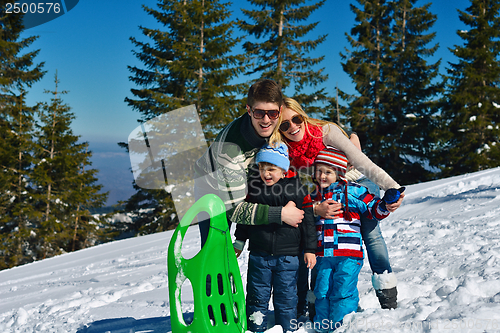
[{"x1": 280, "y1": 107, "x2": 305, "y2": 142}]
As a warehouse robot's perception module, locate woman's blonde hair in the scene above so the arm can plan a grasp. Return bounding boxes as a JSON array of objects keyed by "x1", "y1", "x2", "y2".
[{"x1": 269, "y1": 97, "x2": 347, "y2": 147}]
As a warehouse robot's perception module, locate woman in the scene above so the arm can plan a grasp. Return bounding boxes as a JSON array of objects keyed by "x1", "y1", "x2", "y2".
[
  {"x1": 273, "y1": 97, "x2": 401, "y2": 313},
  {"x1": 269, "y1": 97, "x2": 402, "y2": 192}
]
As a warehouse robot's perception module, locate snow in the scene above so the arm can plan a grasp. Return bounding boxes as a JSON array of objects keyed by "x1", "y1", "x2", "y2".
[
  {"x1": 2, "y1": 168, "x2": 500, "y2": 332},
  {"x1": 250, "y1": 311, "x2": 266, "y2": 326}
]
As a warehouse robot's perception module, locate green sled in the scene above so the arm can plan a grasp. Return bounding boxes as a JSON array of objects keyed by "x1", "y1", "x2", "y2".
[{"x1": 167, "y1": 194, "x2": 247, "y2": 333}]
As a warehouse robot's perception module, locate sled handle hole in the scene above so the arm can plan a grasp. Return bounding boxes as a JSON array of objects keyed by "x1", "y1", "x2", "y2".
[
  {"x1": 229, "y1": 273, "x2": 237, "y2": 294},
  {"x1": 206, "y1": 274, "x2": 211, "y2": 297},
  {"x1": 217, "y1": 273, "x2": 224, "y2": 295},
  {"x1": 233, "y1": 302, "x2": 239, "y2": 323},
  {"x1": 208, "y1": 305, "x2": 216, "y2": 326},
  {"x1": 220, "y1": 303, "x2": 228, "y2": 325}
]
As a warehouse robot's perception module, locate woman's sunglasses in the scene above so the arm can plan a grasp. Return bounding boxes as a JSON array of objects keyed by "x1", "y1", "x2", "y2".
[{"x1": 279, "y1": 114, "x2": 304, "y2": 132}]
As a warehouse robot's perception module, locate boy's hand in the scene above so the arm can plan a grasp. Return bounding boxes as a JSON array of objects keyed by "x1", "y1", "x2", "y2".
[
  {"x1": 281, "y1": 201, "x2": 304, "y2": 227},
  {"x1": 234, "y1": 246, "x2": 242, "y2": 258},
  {"x1": 304, "y1": 253, "x2": 316, "y2": 269},
  {"x1": 315, "y1": 200, "x2": 343, "y2": 219}
]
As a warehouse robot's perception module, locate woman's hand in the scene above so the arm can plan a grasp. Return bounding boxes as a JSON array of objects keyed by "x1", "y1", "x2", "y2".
[
  {"x1": 383, "y1": 187, "x2": 406, "y2": 212},
  {"x1": 315, "y1": 200, "x2": 343, "y2": 219},
  {"x1": 281, "y1": 201, "x2": 304, "y2": 227},
  {"x1": 386, "y1": 192, "x2": 405, "y2": 212}
]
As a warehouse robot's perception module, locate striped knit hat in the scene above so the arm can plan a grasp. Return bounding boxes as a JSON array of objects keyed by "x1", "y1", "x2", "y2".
[
  {"x1": 314, "y1": 146, "x2": 348, "y2": 183},
  {"x1": 255, "y1": 142, "x2": 290, "y2": 171},
  {"x1": 314, "y1": 146, "x2": 352, "y2": 220}
]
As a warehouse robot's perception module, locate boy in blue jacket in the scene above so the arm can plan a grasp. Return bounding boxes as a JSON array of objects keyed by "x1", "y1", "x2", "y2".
[
  {"x1": 304, "y1": 146, "x2": 402, "y2": 332},
  {"x1": 233, "y1": 142, "x2": 317, "y2": 333}
]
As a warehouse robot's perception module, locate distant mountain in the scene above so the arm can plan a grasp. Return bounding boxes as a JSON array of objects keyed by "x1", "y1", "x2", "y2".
[{"x1": 88, "y1": 141, "x2": 135, "y2": 207}]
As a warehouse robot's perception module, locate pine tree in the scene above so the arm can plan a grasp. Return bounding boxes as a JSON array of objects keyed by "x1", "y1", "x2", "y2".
[
  {"x1": 33, "y1": 74, "x2": 109, "y2": 257},
  {"x1": 340, "y1": 0, "x2": 393, "y2": 151},
  {"x1": 239, "y1": 0, "x2": 329, "y2": 110},
  {"x1": 0, "y1": 6, "x2": 45, "y2": 269},
  {"x1": 436, "y1": 0, "x2": 500, "y2": 177},
  {"x1": 381, "y1": 0, "x2": 443, "y2": 183},
  {"x1": 340, "y1": 0, "x2": 442, "y2": 184},
  {"x1": 127, "y1": 0, "x2": 247, "y2": 136},
  {"x1": 118, "y1": 185, "x2": 178, "y2": 236},
  {"x1": 123, "y1": 0, "x2": 246, "y2": 235}
]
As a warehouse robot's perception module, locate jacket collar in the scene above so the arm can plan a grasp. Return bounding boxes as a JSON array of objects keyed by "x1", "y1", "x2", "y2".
[{"x1": 240, "y1": 113, "x2": 267, "y2": 148}]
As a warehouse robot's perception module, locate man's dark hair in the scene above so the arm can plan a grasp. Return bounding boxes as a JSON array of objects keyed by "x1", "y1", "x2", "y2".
[{"x1": 247, "y1": 79, "x2": 284, "y2": 108}]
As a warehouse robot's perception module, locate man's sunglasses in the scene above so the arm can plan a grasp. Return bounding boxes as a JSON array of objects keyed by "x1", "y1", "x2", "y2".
[
  {"x1": 279, "y1": 114, "x2": 304, "y2": 132},
  {"x1": 248, "y1": 106, "x2": 280, "y2": 120}
]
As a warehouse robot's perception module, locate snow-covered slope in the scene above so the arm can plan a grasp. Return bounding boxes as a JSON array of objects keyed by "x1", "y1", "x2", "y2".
[{"x1": 1, "y1": 168, "x2": 500, "y2": 333}]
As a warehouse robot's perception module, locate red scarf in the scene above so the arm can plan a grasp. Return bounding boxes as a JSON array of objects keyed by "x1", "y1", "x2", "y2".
[{"x1": 286, "y1": 125, "x2": 325, "y2": 170}]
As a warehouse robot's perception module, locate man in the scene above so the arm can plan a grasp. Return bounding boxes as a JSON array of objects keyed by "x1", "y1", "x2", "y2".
[{"x1": 194, "y1": 79, "x2": 303, "y2": 245}]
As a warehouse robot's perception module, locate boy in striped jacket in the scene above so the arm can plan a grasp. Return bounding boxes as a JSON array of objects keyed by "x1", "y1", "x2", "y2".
[{"x1": 304, "y1": 146, "x2": 402, "y2": 332}]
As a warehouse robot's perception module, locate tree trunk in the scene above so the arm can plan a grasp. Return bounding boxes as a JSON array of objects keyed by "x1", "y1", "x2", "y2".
[{"x1": 197, "y1": 0, "x2": 205, "y2": 113}]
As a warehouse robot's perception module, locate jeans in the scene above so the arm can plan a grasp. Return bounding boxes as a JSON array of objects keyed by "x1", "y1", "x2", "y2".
[
  {"x1": 246, "y1": 252, "x2": 299, "y2": 332},
  {"x1": 356, "y1": 177, "x2": 392, "y2": 274}
]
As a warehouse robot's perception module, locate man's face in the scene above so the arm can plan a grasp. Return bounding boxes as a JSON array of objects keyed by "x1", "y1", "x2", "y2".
[{"x1": 247, "y1": 101, "x2": 281, "y2": 138}]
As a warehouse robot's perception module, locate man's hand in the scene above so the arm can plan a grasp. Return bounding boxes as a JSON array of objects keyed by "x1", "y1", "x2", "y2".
[
  {"x1": 315, "y1": 200, "x2": 343, "y2": 219},
  {"x1": 304, "y1": 253, "x2": 316, "y2": 269},
  {"x1": 281, "y1": 201, "x2": 304, "y2": 227},
  {"x1": 234, "y1": 247, "x2": 242, "y2": 258}
]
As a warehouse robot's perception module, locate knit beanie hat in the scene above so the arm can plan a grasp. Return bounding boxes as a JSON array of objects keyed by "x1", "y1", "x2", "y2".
[
  {"x1": 314, "y1": 146, "x2": 348, "y2": 183},
  {"x1": 255, "y1": 142, "x2": 290, "y2": 171}
]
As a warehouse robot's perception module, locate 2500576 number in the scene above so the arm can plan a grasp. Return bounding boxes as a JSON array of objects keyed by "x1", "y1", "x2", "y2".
[{"x1": 5, "y1": 2, "x2": 61, "y2": 14}]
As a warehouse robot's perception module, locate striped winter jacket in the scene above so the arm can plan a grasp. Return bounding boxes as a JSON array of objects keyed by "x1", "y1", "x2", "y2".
[
  {"x1": 194, "y1": 113, "x2": 283, "y2": 226},
  {"x1": 304, "y1": 182, "x2": 390, "y2": 259}
]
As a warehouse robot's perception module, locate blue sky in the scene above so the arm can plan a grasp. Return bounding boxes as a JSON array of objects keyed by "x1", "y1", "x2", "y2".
[{"x1": 19, "y1": 0, "x2": 472, "y2": 204}]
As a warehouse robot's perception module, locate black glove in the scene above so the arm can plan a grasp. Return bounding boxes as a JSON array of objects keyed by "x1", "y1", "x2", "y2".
[{"x1": 382, "y1": 187, "x2": 406, "y2": 204}]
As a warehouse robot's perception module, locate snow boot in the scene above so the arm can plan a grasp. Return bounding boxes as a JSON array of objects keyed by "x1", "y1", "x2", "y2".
[{"x1": 372, "y1": 272, "x2": 398, "y2": 309}]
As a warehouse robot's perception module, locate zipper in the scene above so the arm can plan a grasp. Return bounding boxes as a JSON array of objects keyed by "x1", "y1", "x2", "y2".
[{"x1": 271, "y1": 230, "x2": 276, "y2": 256}]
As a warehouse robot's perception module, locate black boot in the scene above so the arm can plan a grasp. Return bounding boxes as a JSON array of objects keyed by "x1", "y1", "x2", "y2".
[
  {"x1": 372, "y1": 272, "x2": 398, "y2": 310},
  {"x1": 375, "y1": 286, "x2": 398, "y2": 309}
]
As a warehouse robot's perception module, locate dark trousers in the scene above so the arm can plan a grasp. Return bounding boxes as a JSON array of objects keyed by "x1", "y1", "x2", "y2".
[
  {"x1": 199, "y1": 218, "x2": 232, "y2": 247},
  {"x1": 246, "y1": 252, "x2": 299, "y2": 332},
  {"x1": 297, "y1": 253, "x2": 309, "y2": 315}
]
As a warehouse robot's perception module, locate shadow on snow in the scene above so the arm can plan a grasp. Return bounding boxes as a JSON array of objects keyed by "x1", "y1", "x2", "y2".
[{"x1": 76, "y1": 314, "x2": 182, "y2": 333}]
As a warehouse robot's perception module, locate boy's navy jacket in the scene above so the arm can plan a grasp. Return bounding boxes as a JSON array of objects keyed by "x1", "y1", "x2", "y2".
[
  {"x1": 304, "y1": 182, "x2": 390, "y2": 259},
  {"x1": 234, "y1": 175, "x2": 316, "y2": 256}
]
